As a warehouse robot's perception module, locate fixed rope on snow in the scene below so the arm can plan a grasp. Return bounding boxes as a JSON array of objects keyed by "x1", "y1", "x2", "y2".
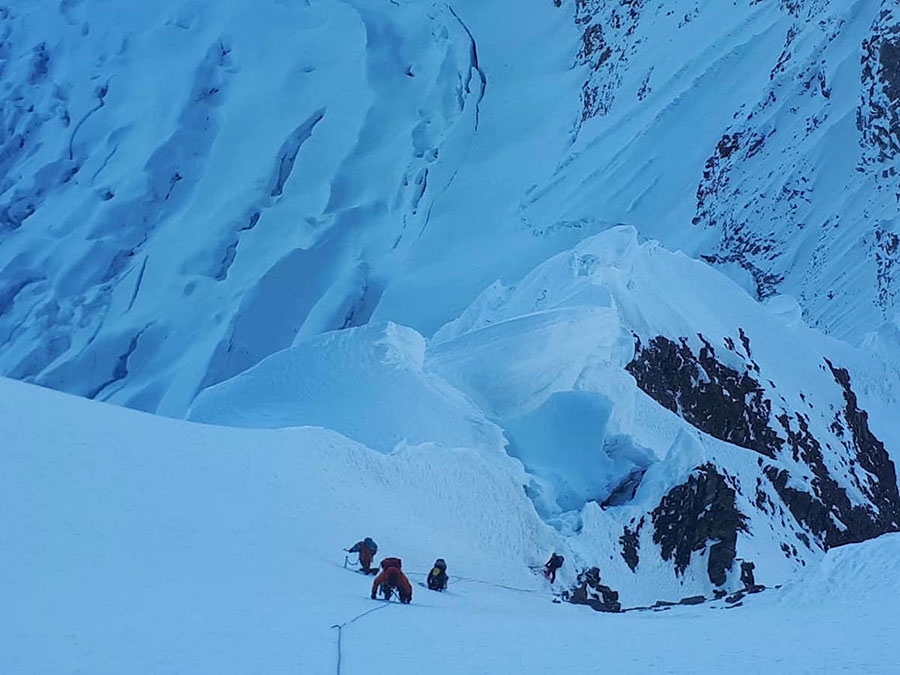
[
  {"x1": 330, "y1": 602, "x2": 394, "y2": 675},
  {"x1": 451, "y1": 574, "x2": 544, "y2": 594},
  {"x1": 403, "y1": 569, "x2": 545, "y2": 595},
  {"x1": 329, "y1": 563, "x2": 551, "y2": 673}
]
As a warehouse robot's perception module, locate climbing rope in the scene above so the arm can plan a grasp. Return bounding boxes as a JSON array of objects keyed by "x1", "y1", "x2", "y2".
[
  {"x1": 404, "y1": 569, "x2": 545, "y2": 595},
  {"x1": 329, "y1": 563, "x2": 547, "y2": 674},
  {"x1": 330, "y1": 601, "x2": 394, "y2": 675},
  {"x1": 451, "y1": 574, "x2": 546, "y2": 594}
]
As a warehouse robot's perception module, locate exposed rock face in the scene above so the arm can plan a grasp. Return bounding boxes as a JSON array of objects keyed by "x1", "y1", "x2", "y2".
[
  {"x1": 826, "y1": 361, "x2": 900, "y2": 521},
  {"x1": 572, "y1": 0, "x2": 644, "y2": 122},
  {"x1": 625, "y1": 335, "x2": 780, "y2": 458},
  {"x1": 793, "y1": 360, "x2": 900, "y2": 544},
  {"x1": 563, "y1": 566, "x2": 622, "y2": 612},
  {"x1": 619, "y1": 517, "x2": 643, "y2": 572},
  {"x1": 651, "y1": 463, "x2": 748, "y2": 587},
  {"x1": 761, "y1": 361, "x2": 900, "y2": 549},
  {"x1": 628, "y1": 333, "x2": 900, "y2": 558},
  {"x1": 860, "y1": 5, "x2": 900, "y2": 164}
]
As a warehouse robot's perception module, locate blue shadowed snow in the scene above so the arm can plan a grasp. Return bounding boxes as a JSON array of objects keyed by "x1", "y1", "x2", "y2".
[{"x1": 505, "y1": 391, "x2": 615, "y2": 512}]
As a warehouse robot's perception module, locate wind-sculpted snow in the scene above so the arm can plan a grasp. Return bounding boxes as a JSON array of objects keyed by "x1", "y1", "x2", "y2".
[
  {"x1": 189, "y1": 321, "x2": 506, "y2": 458},
  {"x1": 0, "y1": 0, "x2": 491, "y2": 413},
  {"x1": 1, "y1": 0, "x2": 899, "y2": 412}
]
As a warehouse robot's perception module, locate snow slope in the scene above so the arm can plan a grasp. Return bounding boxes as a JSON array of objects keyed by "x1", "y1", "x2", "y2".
[
  {"x1": 3, "y1": 376, "x2": 899, "y2": 674},
  {"x1": 3, "y1": 0, "x2": 897, "y2": 413}
]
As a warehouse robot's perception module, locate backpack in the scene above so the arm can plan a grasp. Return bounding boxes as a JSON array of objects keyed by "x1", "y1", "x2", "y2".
[
  {"x1": 380, "y1": 556, "x2": 402, "y2": 570},
  {"x1": 364, "y1": 537, "x2": 378, "y2": 554},
  {"x1": 428, "y1": 569, "x2": 446, "y2": 587}
]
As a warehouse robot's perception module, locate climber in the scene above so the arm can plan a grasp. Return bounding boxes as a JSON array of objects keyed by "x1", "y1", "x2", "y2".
[
  {"x1": 379, "y1": 556, "x2": 403, "y2": 571},
  {"x1": 740, "y1": 560, "x2": 756, "y2": 590},
  {"x1": 426, "y1": 558, "x2": 449, "y2": 591},
  {"x1": 371, "y1": 559, "x2": 413, "y2": 603},
  {"x1": 544, "y1": 553, "x2": 565, "y2": 584},
  {"x1": 346, "y1": 537, "x2": 378, "y2": 575}
]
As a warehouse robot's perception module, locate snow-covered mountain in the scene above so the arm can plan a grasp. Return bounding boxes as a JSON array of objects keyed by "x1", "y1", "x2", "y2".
[
  {"x1": 2, "y1": 0, "x2": 900, "y2": 665},
  {"x1": 533, "y1": 0, "x2": 900, "y2": 340},
  {"x1": 3, "y1": 0, "x2": 897, "y2": 412}
]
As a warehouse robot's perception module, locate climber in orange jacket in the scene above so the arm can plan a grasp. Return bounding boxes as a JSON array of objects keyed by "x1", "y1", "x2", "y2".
[{"x1": 371, "y1": 557, "x2": 413, "y2": 603}]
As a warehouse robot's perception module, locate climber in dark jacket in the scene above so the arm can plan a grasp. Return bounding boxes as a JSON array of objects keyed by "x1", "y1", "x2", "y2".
[
  {"x1": 426, "y1": 558, "x2": 449, "y2": 591},
  {"x1": 346, "y1": 537, "x2": 378, "y2": 574},
  {"x1": 740, "y1": 560, "x2": 757, "y2": 590},
  {"x1": 544, "y1": 553, "x2": 564, "y2": 583}
]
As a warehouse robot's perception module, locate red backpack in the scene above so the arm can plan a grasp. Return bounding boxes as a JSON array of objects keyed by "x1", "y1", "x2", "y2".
[{"x1": 380, "y1": 557, "x2": 402, "y2": 570}]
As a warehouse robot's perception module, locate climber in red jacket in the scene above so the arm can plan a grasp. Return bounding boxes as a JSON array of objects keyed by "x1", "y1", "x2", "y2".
[{"x1": 371, "y1": 558, "x2": 413, "y2": 603}]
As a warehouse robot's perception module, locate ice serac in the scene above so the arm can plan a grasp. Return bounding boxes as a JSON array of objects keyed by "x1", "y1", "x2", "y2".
[
  {"x1": 430, "y1": 226, "x2": 899, "y2": 603},
  {"x1": 189, "y1": 321, "x2": 505, "y2": 457}
]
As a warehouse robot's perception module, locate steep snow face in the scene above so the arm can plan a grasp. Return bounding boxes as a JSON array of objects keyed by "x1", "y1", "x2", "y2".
[
  {"x1": 537, "y1": 0, "x2": 900, "y2": 341},
  {"x1": 0, "y1": 0, "x2": 506, "y2": 414},
  {"x1": 1, "y1": 0, "x2": 897, "y2": 411}
]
